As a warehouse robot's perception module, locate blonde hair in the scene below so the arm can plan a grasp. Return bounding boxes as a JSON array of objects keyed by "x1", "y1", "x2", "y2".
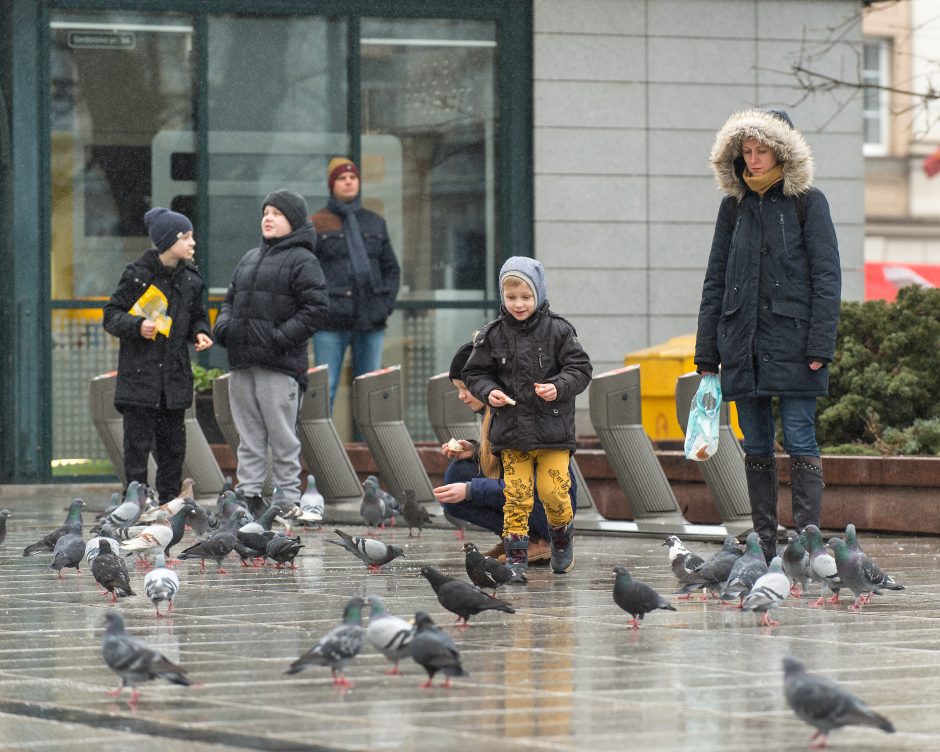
[
  {"x1": 501, "y1": 276, "x2": 529, "y2": 292},
  {"x1": 478, "y1": 407, "x2": 501, "y2": 478}
]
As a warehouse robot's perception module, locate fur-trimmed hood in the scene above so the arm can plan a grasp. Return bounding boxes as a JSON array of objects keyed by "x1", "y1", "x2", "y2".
[{"x1": 710, "y1": 109, "x2": 814, "y2": 200}]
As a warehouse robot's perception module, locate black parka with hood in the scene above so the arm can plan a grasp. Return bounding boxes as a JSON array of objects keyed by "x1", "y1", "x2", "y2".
[{"x1": 694, "y1": 109, "x2": 841, "y2": 401}]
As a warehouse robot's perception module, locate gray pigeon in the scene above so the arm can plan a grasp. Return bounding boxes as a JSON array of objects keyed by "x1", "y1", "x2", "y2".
[
  {"x1": 844, "y1": 524, "x2": 905, "y2": 605},
  {"x1": 828, "y1": 537, "x2": 904, "y2": 611},
  {"x1": 463, "y1": 541, "x2": 522, "y2": 591},
  {"x1": 178, "y1": 510, "x2": 249, "y2": 573},
  {"x1": 410, "y1": 611, "x2": 468, "y2": 689},
  {"x1": 419, "y1": 565, "x2": 515, "y2": 626},
  {"x1": 50, "y1": 532, "x2": 85, "y2": 577},
  {"x1": 443, "y1": 510, "x2": 470, "y2": 541},
  {"x1": 803, "y1": 525, "x2": 841, "y2": 607},
  {"x1": 718, "y1": 532, "x2": 769, "y2": 604},
  {"x1": 265, "y1": 535, "x2": 304, "y2": 569},
  {"x1": 84, "y1": 535, "x2": 135, "y2": 566},
  {"x1": 143, "y1": 552, "x2": 180, "y2": 618},
  {"x1": 0, "y1": 509, "x2": 9, "y2": 546},
  {"x1": 741, "y1": 557, "x2": 791, "y2": 627},
  {"x1": 102, "y1": 610, "x2": 190, "y2": 707},
  {"x1": 782, "y1": 533, "x2": 811, "y2": 597},
  {"x1": 783, "y1": 656, "x2": 894, "y2": 747},
  {"x1": 286, "y1": 596, "x2": 366, "y2": 687},
  {"x1": 92, "y1": 539, "x2": 136, "y2": 602},
  {"x1": 664, "y1": 535, "x2": 705, "y2": 597},
  {"x1": 612, "y1": 565, "x2": 676, "y2": 629},
  {"x1": 360, "y1": 476, "x2": 398, "y2": 528},
  {"x1": 93, "y1": 481, "x2": 143, "y2": 532},
  {"x1": 402, "y1": 489, "x2": 434, "y2": 537},
  {"x1": 676, "y1": 535, "x2": 742, "y2": 599},
  {"x1": 23, "y1": 498, "x2": 85, "y2": 556},
  {"x1": 366, "y1": 595, "x2": 415, "y2": 675},
  {"x1": 328, "y1": 528, "x2": 405, "y2": 572}
]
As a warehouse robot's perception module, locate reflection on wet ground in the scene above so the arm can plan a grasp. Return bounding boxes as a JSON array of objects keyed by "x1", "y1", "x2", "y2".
[{"x1": 0, "y1": 494, "x2": 937, "y2": 751}]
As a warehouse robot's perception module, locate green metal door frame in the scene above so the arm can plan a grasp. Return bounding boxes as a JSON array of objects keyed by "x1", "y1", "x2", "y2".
[{"x1": 2, "y1": 0, "x2": 532, "y2": 483}]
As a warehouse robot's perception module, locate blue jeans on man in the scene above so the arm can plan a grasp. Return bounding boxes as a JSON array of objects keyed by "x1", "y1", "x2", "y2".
[{"x1": 313, "y1": 328, "x2": 385, "y2": 410}]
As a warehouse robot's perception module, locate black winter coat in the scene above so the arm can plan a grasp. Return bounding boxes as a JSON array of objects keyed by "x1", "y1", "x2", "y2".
[
  {"x1": 311, "y1": 206, "x2": 400, "y2": 331},
  {"x1": 212, "y1": 223, "x2": 328, "y2": 389},
  {"x1": 462, "y1": 303, "x2": 592, "y2": 453},
  {"x1": 103, "y1": 249, "x2": 210, "y2": 410}
]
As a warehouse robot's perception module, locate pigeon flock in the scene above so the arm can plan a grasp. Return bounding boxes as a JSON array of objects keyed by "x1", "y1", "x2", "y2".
[{"x1": 1, "y1": 473, "x2": 908, "y2": 746}]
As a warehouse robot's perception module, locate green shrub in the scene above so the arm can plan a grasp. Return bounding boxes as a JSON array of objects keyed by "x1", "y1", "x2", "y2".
[
  {"x1": 817, "y1": 286, "x2": 940, "y2": 454},
  {"x1": 191, "y1": 363, "x2": 223, "y2": 393}
]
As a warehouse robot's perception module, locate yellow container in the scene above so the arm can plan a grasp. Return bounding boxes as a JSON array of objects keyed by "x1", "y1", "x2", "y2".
[{"x1": 624, "y1": 334, "x2": 742, "y2": 441}]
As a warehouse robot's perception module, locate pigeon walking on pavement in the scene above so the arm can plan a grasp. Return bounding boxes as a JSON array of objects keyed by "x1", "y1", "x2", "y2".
[
  {"x1": 664, "y1": 535, "x2": 705, "y2": 598},
  {"x1": 365, "y1": 595, "x2": 415, "y2": 675},
  {"x1": 92, "y1": 482, "x2": 142, "y2": 533},
  {"x1": 741, "y1": 556, "x2": 791, "y2": 627},
  {"x1": 50, "y1": 532, "x2": 85, "y2": 577},
  {"x1": 828, "y1": 537, "x2": 904, "y2": 611},
  {"x1": 718, "y1": 532, "x2": 769, "y2": 605},
  {"x1": 410, "y1": 611, "x2": 468, "y2": 689},
  {"x1": 783, "y1": 655, "x2": 894, "y2": 748},
  {"x1": 803, "y1": 525, "x2": 842, "y2": 607},
  {"x1": 419, "y1": 565, "x2": 515, "y2": 626},
  {"x1": 328, "y1": 528, "x2": 405, "y2": 572},
  {"x1": 137, "y1": 478, "x2": 194, "y2": 523},
  {"x1": 143, "y1": 552, "x2": 180, "y2": 618},
  {"x1": 23, "y1": 498, "x2": 85, "y2": 557},
  {"x1": 843, "y1": 523, "x2": 905, "y2": 605},
  {"x1": 402, "y1": 489, "x2": 434, "y2": 537},
  {"x1": 92, "y1": 539, "x2": 136, "y2": 602},
  {"x1": 782, "y1": 533, "x2": 811, "y2": 597},
  {"x1": 266, "y1": 535, "x2": 304, "y2": 569},
  {"x1": 463, "y1": 541, "x2": 522, "y2": 592},
  {"x1": 612, "y1": 565, "x2": 676, "y2": 630},
  {"x1": 101, "y1": 610, "x2": 190, "y2": 707},
  {"x1": 298, "y1": 474, "x2": 325, "y2": 525},
  {"x1": 360, "y1": 476, "x2": 399, "y2": 528},
  {"x1": 177, "y1": 509, "x2": 249, "y2": 573},
  {"x1": 675, "y1": 535, "x2": 742, "y2": 600},
  {"x1": 286, "y1": 596, "x2": 366, "y2": 687},
  {"x1": 120, "y1": 511, "x2": 174, "y2": 562}
]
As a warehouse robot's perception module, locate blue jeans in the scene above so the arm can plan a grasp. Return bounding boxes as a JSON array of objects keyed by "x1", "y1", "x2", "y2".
[
  {"x1": 734, "y1": 395, "x2": 819, "y2": 457},
  {"x1": 313, "y1": 328, "x2": 385, "y2": 409}
]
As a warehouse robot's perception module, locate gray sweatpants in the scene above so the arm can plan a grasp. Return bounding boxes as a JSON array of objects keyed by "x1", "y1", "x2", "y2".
[{"x1": 229, "y1": 367, "x2": 303, "y2": 502}]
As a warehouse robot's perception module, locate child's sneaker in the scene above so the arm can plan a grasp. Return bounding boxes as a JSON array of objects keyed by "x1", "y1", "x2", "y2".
[
  {"x1": 549, "y1": 522, "x2": 575, "y2": 574},
  {"x1": 502, "y1": 534, "x2": 529, "y2": 584}
]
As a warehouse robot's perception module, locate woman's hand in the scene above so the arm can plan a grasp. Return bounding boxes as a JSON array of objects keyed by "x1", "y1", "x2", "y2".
[
  {"x1": 808, "y1": 360, "x2": 824, "y2": 372},
  {"x1": 534, "y1": 382, "x2": 557, "y2": 401},
  {"x1": 432, "y1": 483, "x2": 467, "y2": 504},
  {"x1": 194, "y1": 333, "x2": 213, "y2": 352},
  {"x1": 440, "y1": 439, "x2": 474, "y2": 460}
]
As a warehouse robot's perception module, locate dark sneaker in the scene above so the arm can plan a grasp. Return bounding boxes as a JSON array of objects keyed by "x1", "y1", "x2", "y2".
[
  {"x1": 503, "y1": 534, "x2": 529, "y2": 585},
  {"x1": 549, "y1": 523, "x2": 575, "y2": 574}
]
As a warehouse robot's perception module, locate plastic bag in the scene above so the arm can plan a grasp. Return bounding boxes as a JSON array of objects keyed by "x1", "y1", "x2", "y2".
[
  {"x1": 684, "y1": 374, "x2": 721, "y2": 462},
  {"x1": 130, "y1": 284, "x2": 172, "y2": 337}
]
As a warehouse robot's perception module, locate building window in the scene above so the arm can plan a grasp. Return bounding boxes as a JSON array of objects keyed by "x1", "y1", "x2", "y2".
[{"x1": 863, "y1": 38, "x2": 890, "y2": 155}]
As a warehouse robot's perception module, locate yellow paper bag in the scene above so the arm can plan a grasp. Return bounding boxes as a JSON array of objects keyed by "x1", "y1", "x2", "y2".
[{"x1": 130, "y1": 285, "x2": 172, "y2": 337}]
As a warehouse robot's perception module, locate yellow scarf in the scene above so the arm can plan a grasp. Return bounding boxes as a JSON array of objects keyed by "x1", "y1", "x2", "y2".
[{"x1": 742, "y1": 164, "x2": 783, "y2": 196}]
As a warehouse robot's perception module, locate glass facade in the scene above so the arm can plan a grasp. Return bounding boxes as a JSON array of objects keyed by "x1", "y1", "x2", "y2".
[{"x1": 36, "y1": 2, "x2": 523, "y2": 479}]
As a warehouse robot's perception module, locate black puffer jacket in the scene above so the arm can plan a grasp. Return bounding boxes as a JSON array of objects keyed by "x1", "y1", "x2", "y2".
[
  {"x1": 213, "y1": 222, "x2": 327, "y2": 388},
  {"x1": 462, "y1": 302, "x2": 592, "y2": 453},
  {"x1": 311, "y1": 205, "x2": 400, "y2": 331},
  {"x1": 103, "y1": 249, "x2": 210, "y2": 410},
  {"x1": 695, "y1": 109, "x2": 841, "y2": 400}
]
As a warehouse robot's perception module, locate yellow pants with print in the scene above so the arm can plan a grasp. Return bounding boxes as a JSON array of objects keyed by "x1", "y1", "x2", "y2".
[{"x1": 500, "y1": 448, "x2": 574, "y2": 537}]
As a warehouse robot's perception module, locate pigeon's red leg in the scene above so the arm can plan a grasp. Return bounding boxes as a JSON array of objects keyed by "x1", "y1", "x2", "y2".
[
  {"x1": 105, "y1": 685, "x2": 123, "y2": 697},
  {"x1": 789, "y1": 584, "x2": 802, "y2": 597},
  {"x1": 216, "y1": 566, "x2": 229, "y2": 575},
  {"x1": 760, "y1": 612, "x2": 779, "y2": 627},
  {"x1": 419, "y1": 677, "x2": 434, "y2": 689},
  {"x1": 385, "y1": 663, "x2": 401, "y2": 676},
  {"x1": 826, "y1": 593, "x2": 840, "y2": 604},
  {"x1": 810, "y1": 597, "x2": 825, "y2": 608},
  {"x1": 127, "y1": 688, "x2": 140, "y2": 709},
  {"x1": 368, "y1": 565, "x2": 380, "y2": 573},
  {"x1": 630, "y1": 617, "x2": 640, "y2": 630},
  {"x1": 441, "y1": 676, "x2": 452, "y2": 689},
  {"x1": 677, "y1": 593, "x2": 694, "y2": 600}
]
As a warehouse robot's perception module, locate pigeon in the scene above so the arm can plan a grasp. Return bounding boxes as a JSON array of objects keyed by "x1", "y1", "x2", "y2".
[
  {"x1": 143, "y1": 552, "x2": 180, "y2": 618},
  {"x1": 298, "y1": 474, "x2": 325, "y2": 524},
  {"x1": 98, "y1": 491, "x2": 122, "y2": 521},
  {"x1": 266, "y1": 535, "x2": 304, "y2": 569},
  {"x1": 365, "y1": 595, "x2": 415, "y2": 675},
  {"x1": 91, "y1": 539, "x2": 136, "y2": 602},
  {"x1": 217, "y1": 489, "x2": 251, "y2": 522},
  {"x1": 360, "y1": 476, "x2": 396, "y2": 528},
  {"x1": 84, "y1": 534, "x2": 135, "y2": 566},
  {"x1": 137, "y1": 478, "x2": 194, "y2": 522},
  {"x1": 675, "y1": 535, "x2": 742, "y2": 600},
  {"x1": 23, "y1": 498, "x2": 85, "y2": 556},
  {"x1": 102, "y1": 610, "x2": 190, "y2": 707},
  {"x1": 50, "y1": 532, "x2": 85, "y2": 577},
  {"x1": 402, "y1": 489, "x2": 434, "y2": 537},
  {"x1": 187, "y1": 503, "x2": 213, "y2": 537},
  {"x1": 177, "y1": 510, "x2": 249, "y2": 573},
  {"x1": 238, "y1": 504, "x2": 281, "y2": 536},
  {"x1": 612, "y1": 565, "x2": 676, "y2": 630},
  {"x1": 92, "y1": 482, "x2": 143, "y2": 532},
  {"x1": 741, "y1": 557, "x2": 791, "y2": 627},
  {"x1": 0, "y1": 509, "x2": 10, "y2": 546},
  {"x1": 164, "y1": 501, "x2": 199, "y2": 562},
  {"x1": 664, "y1": 535, "x2": 705, "y2": 598},
  {"x1": 783, "y1": 656, "x2": 895, "y2": 748},
  {"x1": 286, "y1": 596, "x2": 366, "y2": 687},
  {"x1": 234, "y1": 530, "x2": 278, "y2": 567},
  {"x1": 844, "y1": 524, "x2": 904, "y2": 605},
  {"x1": 328, "y1": 528, "x2": 405, "y2": 572},
  {"x1": 419, "y1": 565, "x2": 515, "y2": 626},
  {"x1": 463, "y1": 541, "x2": 522, "y2": 592},
  {"x1": 803, "y1": 525, "x2": 841, "y2": 607},
  {"x1": 410, "y1": 611, "x2": 468, "y2": 689},
  {"x1": 443, "y1": 510, "x2": 470, "y2": 541},
  {"x1": 828, "y1": 537, "x2": 904, "y2": 611},
  {"x1": 782, "y1": 533, "x2": 812, "y2": 597},
  {"x1": 120, "y1": 511, "x2": 174, "y2": 560},
  {"x1": 718, "y1": 532, "x2": 769, "y2": 604}
]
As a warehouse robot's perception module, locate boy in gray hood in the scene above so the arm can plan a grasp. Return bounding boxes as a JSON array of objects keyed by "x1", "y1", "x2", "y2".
[{"x1": 462, "y1": 256, "x2": 592, "y2": 579}]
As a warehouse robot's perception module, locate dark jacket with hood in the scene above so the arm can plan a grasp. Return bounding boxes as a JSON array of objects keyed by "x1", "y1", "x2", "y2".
[
  {"x1": 213, "y1": 222, "x2": 328, "y2": 389},
  {"x1": 103, "y1": 248, "x2": 211, "y2": 410},
  {"x1": 462, "y1": 256, "x2": 592, "y2": 453},
  {"x1": 694, "y1": 109, "x2": 841, "y2": 401},
  {"x1": 310, "y1": 201, "x2": 400, "y2": 331}
]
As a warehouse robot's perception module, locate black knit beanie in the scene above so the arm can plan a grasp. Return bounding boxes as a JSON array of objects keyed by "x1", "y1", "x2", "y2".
[
  {"x1": 144, "y1": 207, "x2": 193, "y2": 252},
  {"x1": 262, "y1": 189, "x2": 309, "y2": 232},
  {"x1": 448, "y1": 342, "x2": 474, "y2": 382}
]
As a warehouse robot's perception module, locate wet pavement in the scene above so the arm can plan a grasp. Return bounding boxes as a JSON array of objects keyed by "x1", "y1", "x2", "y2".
[{"x1": 0, "y1": 490, "x2": 938, "y2": 751}]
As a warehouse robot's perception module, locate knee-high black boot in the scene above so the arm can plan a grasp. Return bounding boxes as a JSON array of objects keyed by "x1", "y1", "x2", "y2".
[
  {"x1": 790, "y1": 455, "x2": 824, "y2": 532},
  {"x1": 744, "y1": 454, "x2": 778, "y2": 563}
]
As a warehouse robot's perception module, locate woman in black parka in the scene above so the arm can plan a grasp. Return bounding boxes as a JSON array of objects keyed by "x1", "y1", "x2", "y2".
[{"x1": 694, "y1": 109, "x2": 841, "y2": 563}]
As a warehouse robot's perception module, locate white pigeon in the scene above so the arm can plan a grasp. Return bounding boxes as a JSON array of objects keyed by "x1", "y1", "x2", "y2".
[
  {"x1": 741, "y1": 556, "x2": 791, "y2": 627},
  {"x1": 120, "y1": 511, "x2": 173, "y2": 559},
  {"x1": 143, "y1": 552, "x2": 180, "y2": 618},
  {"x1": 84, "y1": 535, "x2": 134, "y2": 565},
  {"x1": 298, "y1": 474, "x2": 324, "y2": 523},
  {"x1": 366, "y1": 595, "x2": 415, "y2": 675}
]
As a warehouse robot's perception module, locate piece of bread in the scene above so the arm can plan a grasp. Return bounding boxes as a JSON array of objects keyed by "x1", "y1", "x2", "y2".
[
  {"x1": 446, "y1": 438, "x2": 462, "y2": 452},
  {"x1": 504, "y1": 396, "x2": 516, "y2": 406}
]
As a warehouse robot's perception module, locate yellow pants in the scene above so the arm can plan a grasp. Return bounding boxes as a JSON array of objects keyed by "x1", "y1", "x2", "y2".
[{"x1": 500, "y1": 448, "x2": 574, "y2": 537}]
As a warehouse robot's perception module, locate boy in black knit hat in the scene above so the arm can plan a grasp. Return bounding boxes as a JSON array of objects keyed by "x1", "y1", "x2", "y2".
[
  {"x1": 213, "y1": 190, "x2": 328, "y2": 512},
  {"x1": 103, "y1": 207, "x2": 213, "y2": 503}
]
